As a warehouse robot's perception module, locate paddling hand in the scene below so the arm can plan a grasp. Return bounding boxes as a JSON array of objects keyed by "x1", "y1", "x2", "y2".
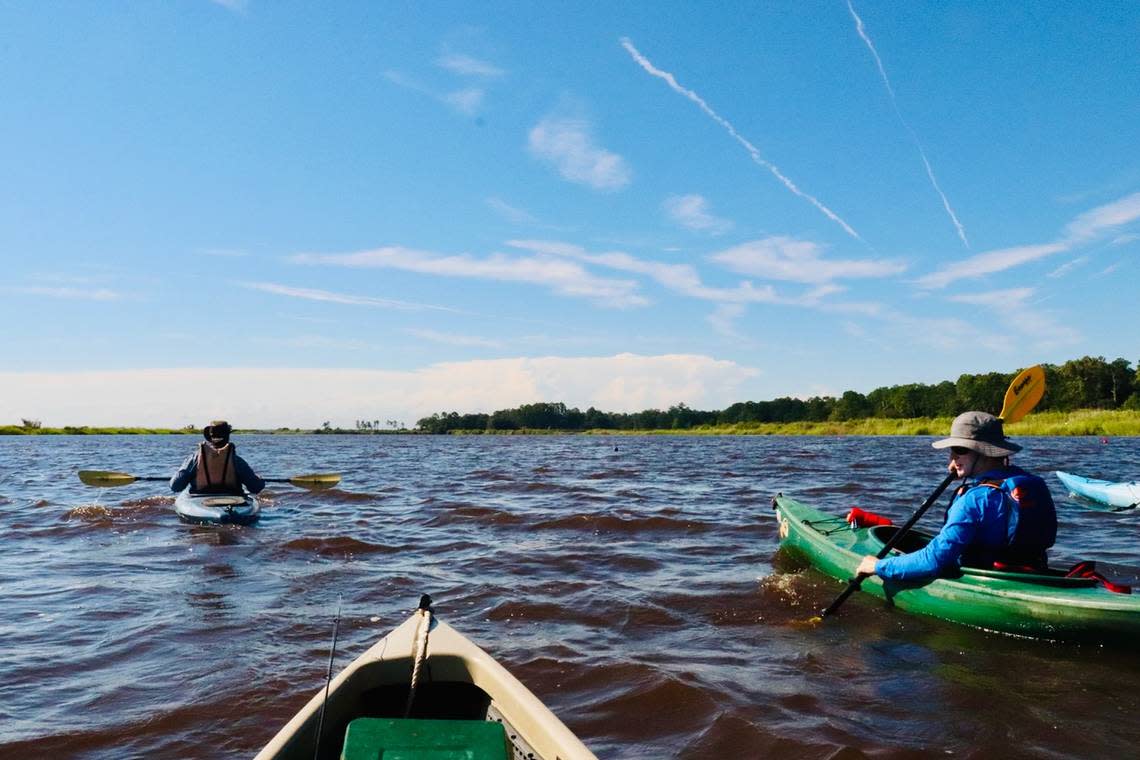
[{"x1": 856, "y1": 555, "x2": 878, "y2": 577}]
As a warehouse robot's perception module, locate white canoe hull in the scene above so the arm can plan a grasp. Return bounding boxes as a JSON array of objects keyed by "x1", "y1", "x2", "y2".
[
  {"x1": 1056, "y1": 470, "x2": 1140, "y2": 510},
  {"x1": 255, "y1": 608, "x2": 596, "y2": 760},
  {"x1": 173, "y1": 490, "x2": 260, "y2": 525}
]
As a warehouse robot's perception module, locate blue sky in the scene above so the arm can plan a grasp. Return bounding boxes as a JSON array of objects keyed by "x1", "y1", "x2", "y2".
[{"x1": 2, "y1": 1, "x2": 1138, "y2": 427}]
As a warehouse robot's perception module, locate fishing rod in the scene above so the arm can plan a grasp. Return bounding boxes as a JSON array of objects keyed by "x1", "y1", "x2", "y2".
[{"x1": 313, "y1": 597, "x2": 342, "y2": 760}]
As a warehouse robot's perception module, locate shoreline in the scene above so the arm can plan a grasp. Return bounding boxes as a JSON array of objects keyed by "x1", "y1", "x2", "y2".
[{"x1": 4, "y1": 409, "x2": 1139, "y2": 436}]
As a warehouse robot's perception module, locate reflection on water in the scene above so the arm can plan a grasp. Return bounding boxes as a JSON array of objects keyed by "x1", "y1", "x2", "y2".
[{"x1": 1, "y1": 433, "x2": 1139, "y2": 757}]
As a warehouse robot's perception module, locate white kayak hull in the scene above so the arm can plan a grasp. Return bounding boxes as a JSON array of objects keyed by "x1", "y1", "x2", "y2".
[
  {"x1": 255, "y1": 605, "x2": 596, "y2": 760},
  {"x1": 1056, "y1": 470, "x2": 1140, "y2": 510},
  {"x1": 174, "y1": 490, "x2": 260, "y2": 525}
]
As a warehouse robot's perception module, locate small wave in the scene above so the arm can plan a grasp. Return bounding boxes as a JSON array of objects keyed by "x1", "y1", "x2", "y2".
[
  {"x1": 119, "y1": 496, "x2": 174, "y2": 507},
  {"x1": 424, "y1": 505, "x2": 527, "y2": 527},
  {"x1": 584, "y1": 468, "x2": 643, "y2": 480},
  {"x1": 680, "y1": 712, "x2": 821, "y2": 758},
  {"x1": 304, "y1": 488, "x2": 381, "y2": 504},
  {"x1": 484, "y1": 600, "x2": 608, "y2": 627},
  {"x1": 577, "y1": 667, "x2": 719, "y2": 739},
  {"x1": 63, "y1": 504, "x2": 115, "y2": 521},
  {"x1": 278, "y1": 535, "x2": 398, "y2": 556},
  {"x1": 485, "y1": 481, "x2": 583, "y2": 495},
  {"x1": 468, "y1": 468, "x2": 514, "y2": 481},
  {"x1": 62, "y1": 498, "x2": 169, "y2": 523},
  {"x1": 534, "y1": 513, "x2": 710, "y2": 534}
]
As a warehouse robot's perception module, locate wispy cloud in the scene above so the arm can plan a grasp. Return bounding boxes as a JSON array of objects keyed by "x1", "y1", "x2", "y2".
[
  {"x1": 507, "y1": 239, "x2": 781, "y2": 304},
  {"x1": 11, "y1": 286, "x2": 120, "y2": 301},
  {"x1": 620, "y1": 37, "x2": 862, "y2": 242},
  {"x1": 663, "y1": 194, "x2": 732, "y2": 234},
  {"x1": 1046, "y1": 256, "x2": 1089, "y2": 279},
  {"x1": 1112, "y1": 233, "x2": 1140, "y2": 247},
  {"x1": 707, "y1": 303, "x2": 747, "y2": 339},
  {"x1": 710, "y1": 236, "x2": 905, "y2": 284},
  {"x1": 1063, "y1": 192, "x2": 1140, "y2": 242},
  {"x1": 210, "y1": 0, "x2": 248, "y2": 13},
  {"x1": 917, "y1": 191, "x2": 1140, "y2": 288},
  {"x1": 384, "y1": 71, "x2": 485, "y2": 116},
  {"x1": 243, "y1": 282, "x2": 461, "y2": 313},
  {"x1": 436, "y1": 53, "x2": 504, "y2": 78},
  {"x1": 946, "y1": 287, "x2": 1081, "y2": 347},
  {"x1": 443, "y1": 87, "x2": 484, "y2": 115},
  {"x1": 486, "y1": 197, "x2": 538, "y2": 224},
  {"x1": 528, "y1": 115, "x2": 631, "y2": 191},
  {"x1": 292, "y1": 246, "x2": 647, "y2": 307},
  {"x1": 846, "y1": 1, "x2": 968, "y2": 248},
  {"x1": 403, "y1": 328, "x2": 503, "y2": 348}
]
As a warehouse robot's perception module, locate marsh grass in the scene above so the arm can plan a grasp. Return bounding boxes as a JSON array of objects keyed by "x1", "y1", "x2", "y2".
[
  {"x1": 5, "y1": 409, "x2": 1140, "y2": 436},
  {"x1": 590, "y1": 409, "x2": 1140, "y2": 436},
  {"x1": 0, "y1": 426, "x2": 188, "y2": 435}
]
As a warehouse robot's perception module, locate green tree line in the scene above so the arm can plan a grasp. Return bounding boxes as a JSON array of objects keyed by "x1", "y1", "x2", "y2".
[{"x1": 415, "y1": 355, "x2": 1140, "y2": 433}]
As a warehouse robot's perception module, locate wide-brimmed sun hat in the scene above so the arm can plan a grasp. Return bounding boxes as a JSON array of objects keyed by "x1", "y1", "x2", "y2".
[
  {"x1": 203, "y1": 420, "x2": 232, "y2": 443},
  {"x1": 931, "y1": 411, "x2": 1022, "y2": 457}
]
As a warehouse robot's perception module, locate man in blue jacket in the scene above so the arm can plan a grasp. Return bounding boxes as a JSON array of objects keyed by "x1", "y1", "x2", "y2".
[
  {"x1": 856, "y1": 411, "x2": 1057, "y2": 582},
  {"x1": 170, "y1": 420, "x2": 265, "y2": 496}
]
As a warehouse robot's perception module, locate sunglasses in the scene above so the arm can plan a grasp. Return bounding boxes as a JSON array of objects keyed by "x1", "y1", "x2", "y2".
[{"x1": 949, "y1": 446, "x2": 973, "y2": 456}]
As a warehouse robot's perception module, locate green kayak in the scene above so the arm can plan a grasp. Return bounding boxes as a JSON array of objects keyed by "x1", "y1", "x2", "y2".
[{"x1": 772, "y1": 493, "x2": 1140, "y2": 644}]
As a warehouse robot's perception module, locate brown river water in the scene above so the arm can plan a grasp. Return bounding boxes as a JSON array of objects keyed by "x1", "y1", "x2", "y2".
[{"x1": 3, "y1": 434, "x2": 1140, "y2": 758}]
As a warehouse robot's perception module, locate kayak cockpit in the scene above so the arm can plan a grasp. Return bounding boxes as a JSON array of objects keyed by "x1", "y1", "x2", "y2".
[
  {"x1": 867, "y1": 525, "x2": 1098, "y2": 588},
  {"x1": 274, "y1": 655, "x2": 541, "y2": 760},
  {"x1": 867, "y1": 524, "x2": 935, "y2": 554}
]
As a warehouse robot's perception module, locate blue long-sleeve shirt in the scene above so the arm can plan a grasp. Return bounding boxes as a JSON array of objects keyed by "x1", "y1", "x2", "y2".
[
  {"x1": 170, "y1": 449, "x2": 266, "y2": 494},
  {"x1": 875, "y1": 468, "x2": 1018, "y2": 581}
]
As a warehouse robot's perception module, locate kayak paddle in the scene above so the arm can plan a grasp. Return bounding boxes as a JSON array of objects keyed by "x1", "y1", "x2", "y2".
[
  {"x1": 78, "y1": 470, "x2": 341, "y2": 490},
  {"x1": 819, "y1": 364, "x2": 1045, "y2": 619}
]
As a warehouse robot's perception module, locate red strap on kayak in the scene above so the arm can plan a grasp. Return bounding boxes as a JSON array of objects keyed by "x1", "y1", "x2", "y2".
[
  {"x1": 992, "y1": 560, "x2": 1043, "y2": 573},
  {"x1": 1065, "y1": 560, "x2": 1132, "y2": 594},
  {"x1": 846, "y1": 507, "x2": 894, "y2": 528}
]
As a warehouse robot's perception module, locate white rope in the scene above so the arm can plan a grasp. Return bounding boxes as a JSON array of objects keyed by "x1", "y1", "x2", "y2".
[{"x1": 403, "y1": 602, "x2": 432, "y2": 717}]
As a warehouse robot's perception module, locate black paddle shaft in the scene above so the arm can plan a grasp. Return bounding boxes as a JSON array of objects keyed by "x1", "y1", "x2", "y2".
[{"x1": 820, "y1": 472, "x2": 957, "y2": 618}]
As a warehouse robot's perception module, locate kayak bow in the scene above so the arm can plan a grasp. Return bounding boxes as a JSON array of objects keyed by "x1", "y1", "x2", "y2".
[
  {"x1": 1056, "y1": 470, "x2": 1140, "y2": 511},
  {"x1": 256, "y1": 600, "x2": 596, "y2": 760}
]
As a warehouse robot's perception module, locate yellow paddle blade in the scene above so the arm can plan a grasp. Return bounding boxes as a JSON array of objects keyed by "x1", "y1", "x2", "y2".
[
  {"x1": 286, "y1": 473, "x2": 341, "y2": 490},
  {"x1": 999, "y1": 364, "x2": 1046, "y2": 423},
  {"x1": 78, "y1": 470, "x2": 137, "y2": 487}
]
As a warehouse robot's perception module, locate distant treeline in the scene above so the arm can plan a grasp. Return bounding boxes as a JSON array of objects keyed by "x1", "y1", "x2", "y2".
[{"x1": 415, "y1": 355, "x2": 1140, "y2": 433}]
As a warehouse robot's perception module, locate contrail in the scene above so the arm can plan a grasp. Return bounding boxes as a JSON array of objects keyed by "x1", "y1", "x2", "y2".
[
  {"x1": 847, "y1": 0, "x2": 970, "y2": 248},
  {"x1": 620, "y1": 37, "x2": 863, "y2": 242}
]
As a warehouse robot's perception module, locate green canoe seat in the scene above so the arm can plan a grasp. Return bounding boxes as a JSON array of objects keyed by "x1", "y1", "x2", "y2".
[{"x1": 341, "y1": 717, "x2": 510, "y2": 760}]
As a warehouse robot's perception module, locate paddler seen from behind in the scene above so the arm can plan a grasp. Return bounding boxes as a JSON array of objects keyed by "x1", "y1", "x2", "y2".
[
  {"x1": 855, "y1": 411, "x2": 1057, "y2": 581},
  {"x1": 170, "y1": 420, "x2": 265, "y2": 496}
]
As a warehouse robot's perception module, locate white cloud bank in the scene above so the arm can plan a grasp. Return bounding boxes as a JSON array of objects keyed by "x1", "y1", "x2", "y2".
[{"x1": 0, "y1": 354, "x2": 757, "y2": 428}]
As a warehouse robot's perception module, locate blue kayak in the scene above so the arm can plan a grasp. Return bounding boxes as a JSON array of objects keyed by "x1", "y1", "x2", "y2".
[
  {"x1": 1055, "y1": 471, "x2": 1140, "y2": 510},
  {"x1": 174, "y1": 490, "x2": 261, "y2": 525}
]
